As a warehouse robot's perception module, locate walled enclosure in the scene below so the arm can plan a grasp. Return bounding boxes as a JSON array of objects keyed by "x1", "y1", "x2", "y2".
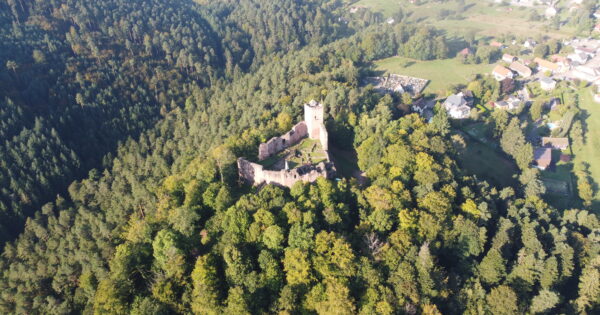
[{"x1": 238, "y1": 100, "x2": 335, "y2": 188}]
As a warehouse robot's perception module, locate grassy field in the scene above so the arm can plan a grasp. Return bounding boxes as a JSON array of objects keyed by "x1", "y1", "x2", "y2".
[
  {"x1": 353, "y1": 0, "x2": 575, "y2": 39},
  {"x1": 374, "y1": 56, "x2": 492, "y2": 94},
  {"x1": 572, "y1": 87, "x2": 600, "y2": 206}
]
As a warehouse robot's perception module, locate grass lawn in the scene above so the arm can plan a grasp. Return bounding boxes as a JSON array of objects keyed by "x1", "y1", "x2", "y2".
[
  {"x1": 353, "y1": 0, "x2": 575, "y2": 39},
  {"x1": 259, "y1": 138, "x2": 327, "y2": 169},
  {"x1": 374, "y1": 56, "x2": 492, "y2": 94},
  {"x1": 456, "y1": 133, "x2": 518, "y2": 189},
  {"x1": 571, "y1": 87, "x2": 600, "y2": 207},
  {"x1": 541, "y1": 157, "x2": 577, "y2": 209}
]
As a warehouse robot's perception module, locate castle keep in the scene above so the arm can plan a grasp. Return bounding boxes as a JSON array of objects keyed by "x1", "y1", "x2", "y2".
[{"x1": 238, "y1": 100, "x2": 335, "y2": 188}]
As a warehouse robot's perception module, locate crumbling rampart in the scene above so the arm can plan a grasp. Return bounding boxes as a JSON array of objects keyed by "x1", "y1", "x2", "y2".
[
  {"x1": 258, "y1": 122, "x2": 308, "y2": 161},
  {"x1": 237, "y1": 158, "x2": 334, "y2": 188},
  {"x1": 239, "y1": 100, "x2": 335, "y2": 188}
]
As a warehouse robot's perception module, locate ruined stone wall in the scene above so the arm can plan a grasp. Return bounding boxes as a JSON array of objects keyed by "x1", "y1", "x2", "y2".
[
  {"x1": 238, "y1": 158, "x2": 334, "y2": 188},
  {"x1": 258, "y1": 122, "x2": 308, "y2": 161}
]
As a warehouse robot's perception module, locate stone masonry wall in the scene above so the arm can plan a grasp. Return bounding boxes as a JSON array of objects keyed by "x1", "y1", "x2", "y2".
[
  {"x1": 237, "y1": 158, "x2": 334, "y2": 188},
  {"x1": 258, "y1": 122, "x2": 308, "y2": 161},
  {"x1": 240, "y1": 100, "x2": 335, "y2": 188}
]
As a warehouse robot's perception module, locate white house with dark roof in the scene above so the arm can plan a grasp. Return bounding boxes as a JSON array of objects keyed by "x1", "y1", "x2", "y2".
[{"x1": 443, "y1": 92, "x2": 471, "y2": 119}]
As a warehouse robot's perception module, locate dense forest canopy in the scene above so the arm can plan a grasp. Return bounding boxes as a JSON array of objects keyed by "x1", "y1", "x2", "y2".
[
  {"x1": 0, "y1": 0, "x2": 598, "y2": 314},
  {"x1": 0, "y1": 0, "x2": 351, "y2": 242}
]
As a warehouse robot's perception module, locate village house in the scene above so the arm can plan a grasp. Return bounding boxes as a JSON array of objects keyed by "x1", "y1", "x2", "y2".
[
  {"x1": 492, "y1": 65, "x2": 514, "y2": 81},
  {"x1": 540, "y1": 77, "x2": 557, "y2": 91},
  {"x1": 534, "y1": 57, "x2": 559, "y2": 74},
  {"x1": 573, "y1": 65, "x2": 600, "y2": 83},
  {"x1": 509, "y1": 61, "x2": 532, "y2": 77},
  {"x1": 443, "y1": 91, "x2": 472, "y2": 119},
  {"x1": 542, "y1": 137, "x2": 569, "y2": 150},
  {"x1": 503, "y1": 54, "x2": 517, "y2": 63},
  {"x1": 574, "y1": 46, "x2": 597, "y2": 58},
  {"x1": 551, "y1": 55, "x2": 571, "y2": 72},
  {"x1": 411, "y1": 98, "x2": 435, "y2": 120},
  {"x1": 458, "y1": 47, "x2": 472, "y2": 57},
  {"x1": 568, "y1": 52, "x2": 588, "y2": 65},
  {"x1": 490, "y1": 41, "x2": 504, "y2": 48},
  {"x1": 493, "y1": 95, "x2": 522, "y2": 111},
  {"x1": 534, "y1": 147, "x2": 552, "y2": 170},
  {"x1": 524, "y1": 39, "x2": 537, "y2": 49}
]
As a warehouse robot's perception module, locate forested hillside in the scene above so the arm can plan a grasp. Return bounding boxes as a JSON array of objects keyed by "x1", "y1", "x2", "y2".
[
  {"x1": 0, "y1": 14, "x2": 598, "y2": 313},
  {"x1": 0, "y1": 0, "x2": 349, "y2": 242},
  {"x1": 0, "y1": 0, "x2": 598, "y2": 314}
]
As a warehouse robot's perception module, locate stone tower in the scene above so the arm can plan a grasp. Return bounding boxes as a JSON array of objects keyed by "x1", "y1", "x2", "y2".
[
  {"x1": 304, "y1": 100, "x2": 328, "y2": 150},
  {"x1": 304, "y1": 100, "x2": 324, "y2": 139}
]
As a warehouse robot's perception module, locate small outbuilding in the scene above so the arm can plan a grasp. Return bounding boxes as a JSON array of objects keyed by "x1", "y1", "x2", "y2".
[
  {"x1": 534, "y1": 147, "x2": 552, "y2": 170},
  {"x1": 542, "y1": 137, "x2": 569, "y2": 150},
  {"x1": 540, "y1": 77, "x2": 557, "y2": 91}
]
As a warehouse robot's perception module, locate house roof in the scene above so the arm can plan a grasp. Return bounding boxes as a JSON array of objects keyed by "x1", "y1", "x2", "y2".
[
  {"x1": 503, "y1": 53, "x2": 515, "y2": 60},
  {"x1": 576, "y1": 46, "x2": 596, "y2": 54},
  {"x1": 534, "y1": 57, "x2": 559, "y2": 71},
  {"x1": 542, "y1": 137, "x2": 569, "y2": 148},
  {"x1": 493, "y1": 65, "x2": 512, "y2": 77},
  {"x1": 540, "y1": 77, "x2": 556, "y2": 85},
  {"x1": 550, "y1": 55, "x2": 568, "y2": 63},
  {"x1": 459, "y1": 48, "x2": 472, "y2": 56},
  {"x1": 534, "y1": 147, "x2": 552, "y2": 167},
  {"x1": 560, "y1": 154, "x2": 571, "y2": 162},
  {"x1": 509, "y1": 61, "x2": 532, "y2": 75},
  {"x1": 490, "y1": 41, "x2": 503, "y2": 47},
  {"x1": 569, "y1": 52, "x2": 588, "y2": 62},
  {"x1": 445, "y1": 93, "x2": 466, "y2": 107}
]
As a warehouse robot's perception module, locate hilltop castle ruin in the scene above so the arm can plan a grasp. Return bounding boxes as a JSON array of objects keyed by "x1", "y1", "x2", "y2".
[{"x1": 237, "y1": 100, "x2": 336, "y2": 188}]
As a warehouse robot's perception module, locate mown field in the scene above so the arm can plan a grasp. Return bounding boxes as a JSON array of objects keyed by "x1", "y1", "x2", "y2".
[
  {"x1": 352, "y1": 0, "x2": 576, "y2": 38},
  {"x1": 374, "y1": 56, "x2": 492, "y2": 94},
  {"x1": 572, "y1": 87, "x2": 600, "y2": 207}
]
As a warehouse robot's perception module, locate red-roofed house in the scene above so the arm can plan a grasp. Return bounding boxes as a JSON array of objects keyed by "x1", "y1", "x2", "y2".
[
  {"x1": 509, "y1": 61, "x2": 532, "y2": 77},
  {"x1": 492, "y1": 65, "x2": 514, "y2": 81},
  {"x1": 534, "y1": 57, "x2": 559, "y2": 74},
  {"x1": 542, "y1": 137, "x2": 569, "y2": 150},
  {"x1": 502, "y1": 54, "x2": 517, "y2": 63},
  {"x1": 534, "y1": 148, "x2": 552, "y2": 170},
  {"x1": 458, "y1": 48, "x2": 472, "y2": 57},
  {"x1": 490, "y1": 41, "x2": 504, "y2": 48},
  {"x1": 551, "y1": 55, "x2": 571, "y2": 72}
]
